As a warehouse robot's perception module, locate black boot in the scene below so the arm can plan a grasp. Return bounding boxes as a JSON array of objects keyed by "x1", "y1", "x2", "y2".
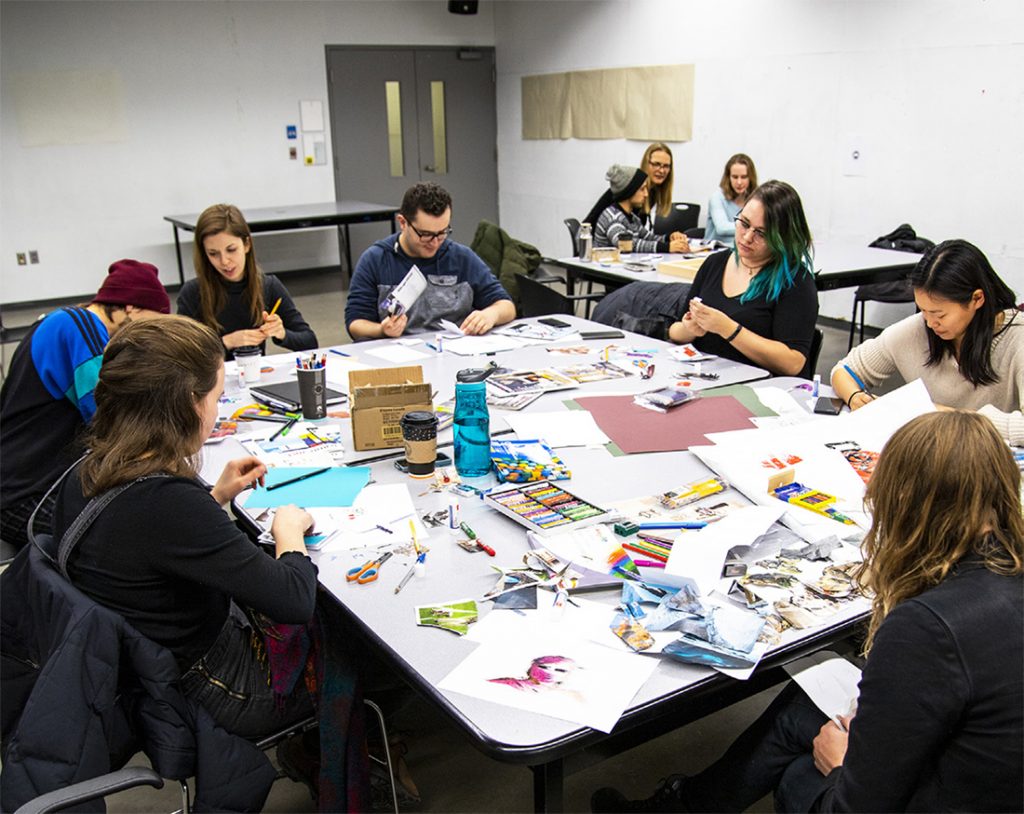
[{"x1": 591, "y1": 774, "x2": 690, "y2": 813}]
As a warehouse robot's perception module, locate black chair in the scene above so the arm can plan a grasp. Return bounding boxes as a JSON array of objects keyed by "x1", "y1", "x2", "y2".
[
  {"x1": 515, "y1": 273, "x2": 603, "y2": 319},
  {"x1": 563, "y1": 218, "x2": 581, "y2": 256},
  {"x1": 802, "y1": 328, "x2": 825, "y2": 379},
  {"x1": 651, "y1": 202, "x2": 700, "y2": 236},
  {"x1": 685, "y1": 227, "x2": 705, "y2": 240},
  {"x1": 847, "y1": 278, "x2": 914, "y2": 350}
]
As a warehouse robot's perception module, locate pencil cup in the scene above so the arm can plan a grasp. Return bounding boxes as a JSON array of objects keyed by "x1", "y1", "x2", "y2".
[
  {"x1": 233, "y1": 346, "x2": 262, "y2": 387},
  {"x1": 296, "y1": 366, "x2": 327, "y2": 419},
  {"x1": 400, "y1": 411, "x2": 439, "y2": 479}
]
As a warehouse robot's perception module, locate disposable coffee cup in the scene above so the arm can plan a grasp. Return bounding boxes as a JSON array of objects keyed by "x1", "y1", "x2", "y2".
[
  {"x1": 400, "y1": 411, "x2": 439, "y2": 479},
  {"x1": 296, "y1": 366, "x2": 327, "y2": 419},
  {"x1": 233, "y1": 346, "x2": 262, "y2": 387}
]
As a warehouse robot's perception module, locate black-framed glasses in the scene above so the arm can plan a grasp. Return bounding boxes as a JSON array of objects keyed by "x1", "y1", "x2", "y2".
[
  {"x1": 407, "y1": 221, "x2": 453, "y2": 243},
  {"x1": 734, "y1": 215, "x2": 767, "y2": 244}
]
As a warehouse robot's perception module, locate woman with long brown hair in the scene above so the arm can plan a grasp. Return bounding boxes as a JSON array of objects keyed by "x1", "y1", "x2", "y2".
[
  {"x1": 593, "y1": 411, "x2": 1023, "y2": 813},
  {"x1": 51, "y1": 316, "x2": 367, "y2": 809},
  {"x1": 640, "y1": 142, "x2": 676, "y2": 232},
  {"x1": 177, "y1": 203, "x2": 317, "y2": 358}
]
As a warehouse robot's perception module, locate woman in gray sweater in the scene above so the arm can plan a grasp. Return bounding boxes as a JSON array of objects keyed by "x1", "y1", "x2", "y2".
[{"x1": 833, "y1": 239, "x2": 1022, "y2": 444}]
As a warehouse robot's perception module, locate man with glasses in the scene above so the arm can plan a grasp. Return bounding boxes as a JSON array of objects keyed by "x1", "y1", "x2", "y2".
[{"x1": 346, "y1": 182, "x2": 515, "y2": 339}]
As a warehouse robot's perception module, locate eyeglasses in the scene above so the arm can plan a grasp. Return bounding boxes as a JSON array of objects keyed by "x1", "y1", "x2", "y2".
[
  {"x1": 734, "y1": 215, "x2": 767, "y2": 244},
  {"x1": 407, "y1": 221, "x2": 453, "y2": 243},
  {"x1": 647, "y1": 161, "x2": 671, "y2": 171}
]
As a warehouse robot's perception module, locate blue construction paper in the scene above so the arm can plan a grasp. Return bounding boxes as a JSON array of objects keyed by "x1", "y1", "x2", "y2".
[{"x1": 246, "y1": 466, "x2": 371, "y2": 508}]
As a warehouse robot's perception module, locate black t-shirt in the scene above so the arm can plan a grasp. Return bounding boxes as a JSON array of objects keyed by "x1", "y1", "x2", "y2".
[
  {"x1": 54, "y1": 469, "x2": 318, "y2": 670},
  {"x1": 681, "y1": 251, "x2": 818, "y2": 366}
]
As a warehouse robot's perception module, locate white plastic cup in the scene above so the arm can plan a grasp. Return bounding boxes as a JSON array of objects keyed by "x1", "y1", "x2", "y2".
[{"x1": 233, "y1": 346, "x2": 262, "y2": 387}]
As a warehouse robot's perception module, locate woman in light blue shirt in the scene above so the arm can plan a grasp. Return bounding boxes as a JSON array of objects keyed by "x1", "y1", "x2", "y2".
[{"x1": 705, "y1": 153, "x2": 758, "y2": 246}]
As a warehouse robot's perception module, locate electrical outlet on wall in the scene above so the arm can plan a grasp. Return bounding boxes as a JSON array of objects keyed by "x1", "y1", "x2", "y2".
[
  {"x1": 29, "y1": 250, "x2": 39, "y2": 264},
  {"x1": 16, "y1": 252, "x2": 27, "y2": 265}
]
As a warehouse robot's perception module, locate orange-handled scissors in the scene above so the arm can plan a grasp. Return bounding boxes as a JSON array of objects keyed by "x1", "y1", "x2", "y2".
[{"x1": 346, "y1": 552, "x2": 393, "y2": 584}]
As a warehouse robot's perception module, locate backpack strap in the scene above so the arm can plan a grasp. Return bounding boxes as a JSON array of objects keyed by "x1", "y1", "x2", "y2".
[{"x1": 28, "y1": 455, "x2": 169, "y2": 578}]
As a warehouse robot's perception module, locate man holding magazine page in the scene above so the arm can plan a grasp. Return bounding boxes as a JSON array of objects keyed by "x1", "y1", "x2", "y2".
[{"x1": 345, "y1": 182, "x2": 516, "y2": 340}]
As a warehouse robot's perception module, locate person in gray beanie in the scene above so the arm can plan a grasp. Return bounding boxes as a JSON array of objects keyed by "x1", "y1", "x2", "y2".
[{"x1": 583, "y1": 164, "x2": 689, "y2": 254}]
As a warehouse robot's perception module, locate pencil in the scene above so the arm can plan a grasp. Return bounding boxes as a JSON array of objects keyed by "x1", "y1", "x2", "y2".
[
  {"x1": 268, "y1": 297, "x2": 282, "y2": 316},
  {"x1": 409, "y1": 519, "x2": 420, "y2": 555},
  {"x1": 266, "y1": 466, "x2": 330, "y2": 491}
]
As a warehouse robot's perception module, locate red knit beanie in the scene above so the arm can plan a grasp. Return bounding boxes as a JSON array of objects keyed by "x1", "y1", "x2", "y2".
[{"x1": 92, "y1": 259, "x2": 170, "y2": 314}]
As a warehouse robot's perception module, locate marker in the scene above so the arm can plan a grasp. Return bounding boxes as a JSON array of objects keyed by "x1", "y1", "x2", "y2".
[
  {"x1": 375, "y1": 524, "x2": 393, "y2": 534},
  {"x1": 409, "y1": 519, "x2": 420, "y2": 555},
  {"x1": 632, "y1": 559, "x2": 667, "y2": 568},
  {"x1": 266, "y1": 466, "x2": 330, "y2": 491},
  {"x1": 269, "y1": 417, "x2": 296, "y2": 441},
  {"x1": 425, "y1": 343, "x2": 440, "y2": 353},
  {"x1": 812, "y1": 374, "x2": 821, "y2": 398},
  {"x1": 842, "y1": 364, "x2": 867, "y2": 391},
  {"x1": 268, "y1": 297, "x2": 282, "y2": 317},
  {"x1": 329, "y1": 348, "x2": 351, "y2": 358},
  {"x1": 638, "y1": 521, "x2": 708, "y2": 530}
]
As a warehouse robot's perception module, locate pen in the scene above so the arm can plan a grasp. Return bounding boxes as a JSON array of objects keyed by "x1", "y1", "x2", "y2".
[
  {"x1": 266, "y1": 466, "x2": 330, "y2": 491},
  {"x1": 638, "y1": 521, "x2": 708, "y2": 530},
  {"x1": 394, "y1": 564, "x2": 416, "y2": 595},
  {"x1": 268, "y1": 297, "x2": 282, "y2": 317},
  {"x1": 632, "y1": 559, "x2": 667, "y2": 568},
  {"x1": 425, "y1": 343, "x2": 440, "y2": 353},
  {"x1": 376, "y1": 524, "x2": 394, "y2": 534},
  {"x1": 329, "y1": 348, "x2": 351, "y2": 358},
  {"x1": 269, "y1": 418, "x2": 296, "y2": 441},
  {"x1": 842, "y1": 364, "x2": 867, "y2": 392}
]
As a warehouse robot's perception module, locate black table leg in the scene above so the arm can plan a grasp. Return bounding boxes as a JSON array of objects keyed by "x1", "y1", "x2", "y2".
[
  {"x1": 171, "y1": 226, "x2": 184, "y2": 286},
  {"x1": 532, "y1": 759, "x2": 564, "y2": 813}
]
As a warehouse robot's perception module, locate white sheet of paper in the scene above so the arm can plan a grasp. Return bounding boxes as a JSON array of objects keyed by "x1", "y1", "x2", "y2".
[
  {"x1": 784, "y1": 651, "x2": 861, "y2": 720},
  {"x1": 438, "y1": 630, "x2": 657, "y2": 733},
  {"x1": 443, "y1": 334, "x2": 530, "y2": 356},
  {"x1": 663, "y1": 505, "x2": 784, "y2": 595},
  {"x1": 440, "y1": 319, "x2": 464, "y2": 335},
  {"x1": 364, "y1": 344, "x2": 431, "y2": 364},
  {"x1": 507, "y1": 411, "x2": 610, "y2": 447}
]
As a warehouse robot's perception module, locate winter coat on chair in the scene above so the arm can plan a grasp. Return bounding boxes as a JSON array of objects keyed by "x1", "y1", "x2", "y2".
[{"x1": 0, "y1": 542, "x2": 277, "y2": 813}]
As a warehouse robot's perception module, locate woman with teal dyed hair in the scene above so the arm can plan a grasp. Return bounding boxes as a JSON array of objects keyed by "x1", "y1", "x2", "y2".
[{"x1": 668, "y1": 180, "x2": 818, "y2": 375}]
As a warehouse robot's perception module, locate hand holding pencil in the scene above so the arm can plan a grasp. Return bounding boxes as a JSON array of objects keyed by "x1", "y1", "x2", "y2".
[{"x1": 260, "y1": 297, "x2": 286, "y2": 340}]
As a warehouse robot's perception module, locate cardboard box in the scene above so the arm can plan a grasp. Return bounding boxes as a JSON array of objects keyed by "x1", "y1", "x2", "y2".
[
  {"x1": 348, "y1": 366, "x2": 432, "y2": 451},
  {"x1": 657, "y1": 256, "x2": 706, "y2": 282}
]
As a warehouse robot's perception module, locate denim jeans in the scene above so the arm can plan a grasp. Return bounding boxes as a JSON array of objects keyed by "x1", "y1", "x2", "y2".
[
  {"x1": 682, "y1": 682, "x2": 831, "y2": 813},
  {"x1": 180, "y1": 604, "x2": 314, "y2": 740}
]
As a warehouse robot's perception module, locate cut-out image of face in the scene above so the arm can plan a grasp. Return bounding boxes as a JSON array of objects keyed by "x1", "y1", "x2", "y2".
[{"x1": 488, "y1": 655, "x2": 578, "y2": 693}]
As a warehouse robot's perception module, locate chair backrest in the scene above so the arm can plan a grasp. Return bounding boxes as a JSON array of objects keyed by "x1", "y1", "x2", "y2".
[
  {"x1": 563, "y1": 218, "x2": 581, "y2": 256},
  {"x1": 801, "y1": 328, "x2": 824, "y2": 379},
  {"x1": 685, "y1": 227, "x2": 705, "y2": 240},
  {"x1": 515, "y1": 274, "x2": 574, "y2": 318},
  {"x1": 651, "y1": 202, "x2": 700, "y2": 235}
]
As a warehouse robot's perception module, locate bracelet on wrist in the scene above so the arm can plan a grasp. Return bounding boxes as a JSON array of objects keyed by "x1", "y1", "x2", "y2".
[
  {"x1": 725, "y1": 324, "x2": 743, "y2": 343},
  {"x1": 845, "y1": 389, "x2": 866, "y2": 408}
]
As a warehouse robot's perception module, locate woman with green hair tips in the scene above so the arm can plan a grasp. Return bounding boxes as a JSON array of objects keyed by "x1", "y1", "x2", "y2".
[{"x1": 669, "y1": 180, "x2": 818, "y2": 376}]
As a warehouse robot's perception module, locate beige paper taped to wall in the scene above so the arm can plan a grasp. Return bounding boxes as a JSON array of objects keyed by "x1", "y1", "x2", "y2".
[{"x1": 522, "y1": 64, "x2": 693, "y2": 142}]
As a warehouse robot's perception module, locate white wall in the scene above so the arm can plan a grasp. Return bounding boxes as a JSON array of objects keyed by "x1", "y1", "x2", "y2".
[
  {"x1": 0, "y1": 0, "x2": 495, "y2": 304},
  {"x1": 4, "y1": 0, "x2": 1023, "y2": 326},
  {"x1": 493, "y1": 0, "x2": 1024, "y2": 321}
]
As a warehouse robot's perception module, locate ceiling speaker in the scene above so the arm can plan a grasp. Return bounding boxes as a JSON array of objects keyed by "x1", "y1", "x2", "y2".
[{"x1": 448, "y1": 1, "x2": 478, "y2": 14}]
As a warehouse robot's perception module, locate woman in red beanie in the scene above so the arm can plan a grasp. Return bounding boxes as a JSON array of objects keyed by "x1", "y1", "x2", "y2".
[{"x1": 177, "y1": 204, "x2": 318, "y2": 359}]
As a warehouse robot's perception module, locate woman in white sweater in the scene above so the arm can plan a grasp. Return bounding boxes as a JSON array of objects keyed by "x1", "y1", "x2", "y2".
[{"x1": 833, "y1": 239, "x2": 1023, "y2": 444}]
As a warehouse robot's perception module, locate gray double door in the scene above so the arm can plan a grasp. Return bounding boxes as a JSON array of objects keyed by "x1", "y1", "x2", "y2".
[{"x1": 326, "y1": 46, "x2": 498, "y2": 262}]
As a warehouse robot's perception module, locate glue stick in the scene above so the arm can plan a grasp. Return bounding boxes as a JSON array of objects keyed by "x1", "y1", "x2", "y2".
[{"x1": 447, "y1": 494, "x2": 461, "y2": 529}]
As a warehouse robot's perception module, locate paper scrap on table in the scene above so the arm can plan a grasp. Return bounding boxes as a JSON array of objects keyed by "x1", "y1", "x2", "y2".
[
  {"x1": 443, "y1": 334, "x2": 530, "y2": 356},
  {"x1": 508, "y1": 410, "x2": 610, "y2": 447},
  {"x1": 364, "y1": 344, "x2": 431, "y2": 364},
  {"x1": 785, "y1": 650, "x2": 861, "y2": 721},
  {"x1": 438, "y1": 631, "x2": 658, "y2": 733},
  {"x1": 439, "y1": 319, "x2": 464, "y2": 335},
  {"x1": 246, "y1": 466, "x2": 371, "y2": 508},
  {"x1": 662, "y1": 505, "x2": 784, "y2": 596}
]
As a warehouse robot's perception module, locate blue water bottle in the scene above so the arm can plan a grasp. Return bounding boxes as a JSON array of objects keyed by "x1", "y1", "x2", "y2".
[{"x1": 453, "y1": 367, "x2": 492, "y2": 477}]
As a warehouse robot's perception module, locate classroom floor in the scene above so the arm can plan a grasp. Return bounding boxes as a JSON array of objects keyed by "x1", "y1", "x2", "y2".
[{"x1": 1, "y1": 268, "x2": 885, "y2": 813}]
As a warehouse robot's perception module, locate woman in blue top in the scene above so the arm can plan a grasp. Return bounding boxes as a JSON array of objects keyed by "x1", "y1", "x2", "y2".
[
  {"x1": 704, "y1": 153, "x2": 758, "y2": 247},
  {"x1": 669, "y1": 180, "x2": 818, "y2": 376}
]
